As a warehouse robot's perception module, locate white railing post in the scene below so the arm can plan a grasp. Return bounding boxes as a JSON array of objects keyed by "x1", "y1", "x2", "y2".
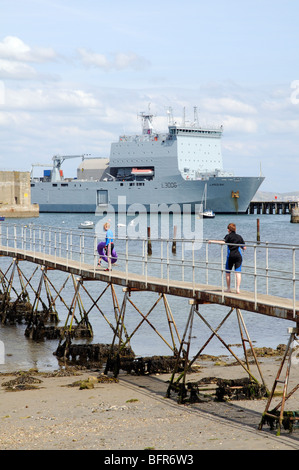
[
  {"x1": 79, "y1": 233, "x2": 82, "y2": 270},
  {"x1": 54, "y1": 230, "x2": 57, "y2": 264},
  {"x1": 266, "y1": 241, "x2": 269, "y2": 295},
  {"x1": 221, "y1": 243, "x2": 224, "y2": 301},
  {"x1": 254, "y1": 244, "x2": 257, "y2": 309},
  {"x1": 293, "y1": 247, "x2": 296, "y2": 318},
  {"x1": 182, "y1": 239, "x2": 185, "y2": 282},
  {"x1": 66, "y1": 233, "x2": 69, "y2": 268},
  {"x1": 33, "y1": 226, "x2": 36, "y2": 259},
  {"x1": 192, "y1": 240, "x2": 195, "y2": 295},
  {"x1": 82, "y1": 233, "x2": 85, "y2": 264},
  {"x1": 160, "y1": 240, "x2": 163, "y2": 279},
  {"x1": 167, "y1": 240, "x2": 169, "y2": 292},
  {"x1": 142, "y1": 239, "x2": 145, "y2": 276},
  {"x1": 126, "y1": 237, "x2": 128, "y2": 283},
  {"x1": 14, "y1": 225, "x2": 17, "y2": 251},
  {"x1": 43, "y1": 227, "x2": 46, "y2": 263},
  {"x1": 59, "y1": 230, "x2": 62, "y2": 258},
  {"x1": 145, "y1": 238, "x2": 148, "y2": 288},
  {"x1": 93, "y1": 233, "x2": 97, "y2": 274},
  {"x1": 69, "y1": 230, "x2": 72, "y2": 261},
  {"x1": 205, "y1": 241, "x2": 209, "y2": 285}
]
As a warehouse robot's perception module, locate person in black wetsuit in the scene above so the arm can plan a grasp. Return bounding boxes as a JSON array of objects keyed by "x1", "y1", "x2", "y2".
[{"x1": 209, "y1": 223, "x2": 246, "y2": 293}]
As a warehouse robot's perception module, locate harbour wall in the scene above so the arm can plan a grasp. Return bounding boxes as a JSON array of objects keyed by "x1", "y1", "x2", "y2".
[{"x1": 0, "y1": 171, "x2": 39, "y2": 218}]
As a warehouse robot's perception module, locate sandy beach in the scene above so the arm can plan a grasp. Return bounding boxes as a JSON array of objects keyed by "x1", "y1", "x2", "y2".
[{"x1": 0, "y1": 352, "x2": 298, "y2": 452}]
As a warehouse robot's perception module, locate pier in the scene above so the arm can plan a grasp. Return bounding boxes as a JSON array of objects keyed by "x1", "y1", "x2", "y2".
[
  {"x1": 0, "y1": 223, "x2": 298, "y2": 434},
  {"x1": 248, "y1": 200, "x2": 298, "y2": 215}
]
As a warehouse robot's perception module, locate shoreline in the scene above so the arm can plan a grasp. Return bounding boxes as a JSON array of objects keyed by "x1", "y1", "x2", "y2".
[{"x1": 0, "y1": 352, "x2": 298, "y2": 451}]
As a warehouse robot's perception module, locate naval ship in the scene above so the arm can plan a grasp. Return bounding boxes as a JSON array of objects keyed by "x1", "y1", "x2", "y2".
[{"x1": 30, "y1": 108, "x2": 264, "y2": 213}]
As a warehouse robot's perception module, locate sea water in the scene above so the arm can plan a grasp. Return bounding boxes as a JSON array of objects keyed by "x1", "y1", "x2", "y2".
[{"x1": 0, "y1": 212, "x2": 298, "y2": 372}]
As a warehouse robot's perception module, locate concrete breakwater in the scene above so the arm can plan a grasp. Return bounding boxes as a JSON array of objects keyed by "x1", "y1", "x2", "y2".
[{"x1": 0, "y1": 171, "x2": 39, "y2": 218}]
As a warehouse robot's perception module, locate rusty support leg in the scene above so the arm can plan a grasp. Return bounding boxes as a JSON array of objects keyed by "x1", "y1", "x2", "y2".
[
  {"x1": 169, "y1": 303, "x2": 266, "y2": 399},
  {"x1": 259, "y1": 327, "x2": 299, "y2": 435},
  {"x1": 124, "y1": 291, "x2": 175, "y2": 351},
  {"x1": 194, "y1": 306, "x2": 262, "y2": 385},
  {"x1": 25, "y1": 267, "x2": 48, "y2": 339},
  {"x1": 171, "y1": 303, "x2": 235, "y2": 387},
  {"x1": 166, "y1": 303, "x2": 195, "y2": 401},
  {"x1": 15, "y1": 261, "x2": 30, "y2": 303},
  {"x1": 80, "y1": 282, "x2": 119, "y2": 335},
  {"x1": 0, "y1": 259, "x2": 18, "y2": 323},
  {"x1": 42, "y1": 269, "x2": 59, "y2": 322},
  {"x1": 104, "y1": 289, "x2": 129, "y2": 376},
  {"x1": 69, "y1": 276, "x2": 93, "y2": 337},
  {"x1": 236, "y1": 309, "x2": 267, "y2": 390},
  {"x1": 162, "y1": 294, "x2": 181, "y2": 355}
]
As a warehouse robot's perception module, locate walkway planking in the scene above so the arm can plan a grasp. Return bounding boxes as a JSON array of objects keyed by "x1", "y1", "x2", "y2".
[{"x1": 1, "y1": 244, "x2": 298, "y2": 324}]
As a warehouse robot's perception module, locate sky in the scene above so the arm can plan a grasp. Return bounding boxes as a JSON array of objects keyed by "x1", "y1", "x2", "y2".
[{"x1": 0, "y1": 0, "x2": 298, "y2": 193}]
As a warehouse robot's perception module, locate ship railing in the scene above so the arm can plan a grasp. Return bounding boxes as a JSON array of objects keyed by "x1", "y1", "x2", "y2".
[{"x1": 0, "y1": 223, "x2": 298, "y2": 318}]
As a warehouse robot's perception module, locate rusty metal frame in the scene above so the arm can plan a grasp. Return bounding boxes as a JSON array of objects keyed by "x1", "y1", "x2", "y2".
[
  {"x1": 167, "y1": 300, "x2": 268, "y2": 398},
  {"x1": 259, "y1": 327, "x2": 299, "y2": 435}
]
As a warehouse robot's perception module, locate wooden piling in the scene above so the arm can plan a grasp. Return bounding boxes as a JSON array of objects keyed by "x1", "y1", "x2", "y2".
[
  {"x1": 147, "y1": 227, "x2": 152, "y2": 255},
  {"x1": 172, "y1": 225, "x2": 177, "y2": 254},
  {"x1": 257, "y1": 218, "x2": 260, "y2": 243},
  {"x1": 291, "y1": 206, "x2": 299, "y2": 223}
]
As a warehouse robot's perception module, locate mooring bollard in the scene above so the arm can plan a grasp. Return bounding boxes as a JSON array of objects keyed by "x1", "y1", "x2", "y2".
[{"x1": 257, "y1": 218, "x2": 260, "y2": 243}]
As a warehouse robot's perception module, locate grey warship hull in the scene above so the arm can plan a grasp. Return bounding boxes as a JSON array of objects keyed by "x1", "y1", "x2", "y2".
[
  {"x1": 31, "y1": 174, "x2": 263, "y2": 213},
  {"x1": 30, "y1": 108, "x2": 264, "y2": 214}
]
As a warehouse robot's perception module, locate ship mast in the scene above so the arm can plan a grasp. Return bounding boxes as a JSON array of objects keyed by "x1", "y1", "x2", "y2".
[{"x1": 139, "y1": 111, "x2": 154, "y2": 135}]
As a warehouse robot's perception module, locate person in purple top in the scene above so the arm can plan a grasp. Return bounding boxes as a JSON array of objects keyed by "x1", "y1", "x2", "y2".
[{"x1": 98, "y1": 222, "x2": 114, "y2": 270}]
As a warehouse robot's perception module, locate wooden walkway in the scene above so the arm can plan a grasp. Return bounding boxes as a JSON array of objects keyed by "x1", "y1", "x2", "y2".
[{"x1": 1, "y1": 244, "x2": 298, "y2": 324}]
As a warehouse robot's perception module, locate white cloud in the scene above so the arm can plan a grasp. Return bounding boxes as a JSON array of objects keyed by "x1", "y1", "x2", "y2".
[
  {"x1": 203, "y1": 97, "x2": 257, "y2": 115},
  {"x1": 0, "y1": 36, "x2": 59, "y2": 80},
  {"x1": 222, "y1": 115, "x2": 258, "y2": 133},
  {"x1": 0, "y1": 36, "x2": 57, "y2": 63},
  {"x1": 266, "y1": 119, "x2": 299, "y2": 134},
  {"x1": 0, "y1": 59, "x2": 39, "y2": 80},
  {"x1": 2, "y1": 86, "x2": 100, "y2": 111},
  {"x1": 77, "y1": 48, "x2": 150, "y2": 71}
]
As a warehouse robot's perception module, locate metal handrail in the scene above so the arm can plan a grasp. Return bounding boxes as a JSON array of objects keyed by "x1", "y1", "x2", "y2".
[{"x1": 0, "y1": 223, "x2": 298, "y2": 317}]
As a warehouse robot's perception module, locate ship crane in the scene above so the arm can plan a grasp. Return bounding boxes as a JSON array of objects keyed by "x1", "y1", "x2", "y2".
[
  {"x1": 51, "y1": 154, "x2": 88, "y2": 182},
  {"x1": 31, "y1": 155, "x2": 89, "y2": 182},
  {"x1": 30, "y1": 163, "x2": 52, "y2": 179}
]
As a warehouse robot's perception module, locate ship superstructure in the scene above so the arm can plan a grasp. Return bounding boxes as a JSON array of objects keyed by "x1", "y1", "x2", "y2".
[{"x1": 30, "y1": 108, "x2": 264, "y2": 213}]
